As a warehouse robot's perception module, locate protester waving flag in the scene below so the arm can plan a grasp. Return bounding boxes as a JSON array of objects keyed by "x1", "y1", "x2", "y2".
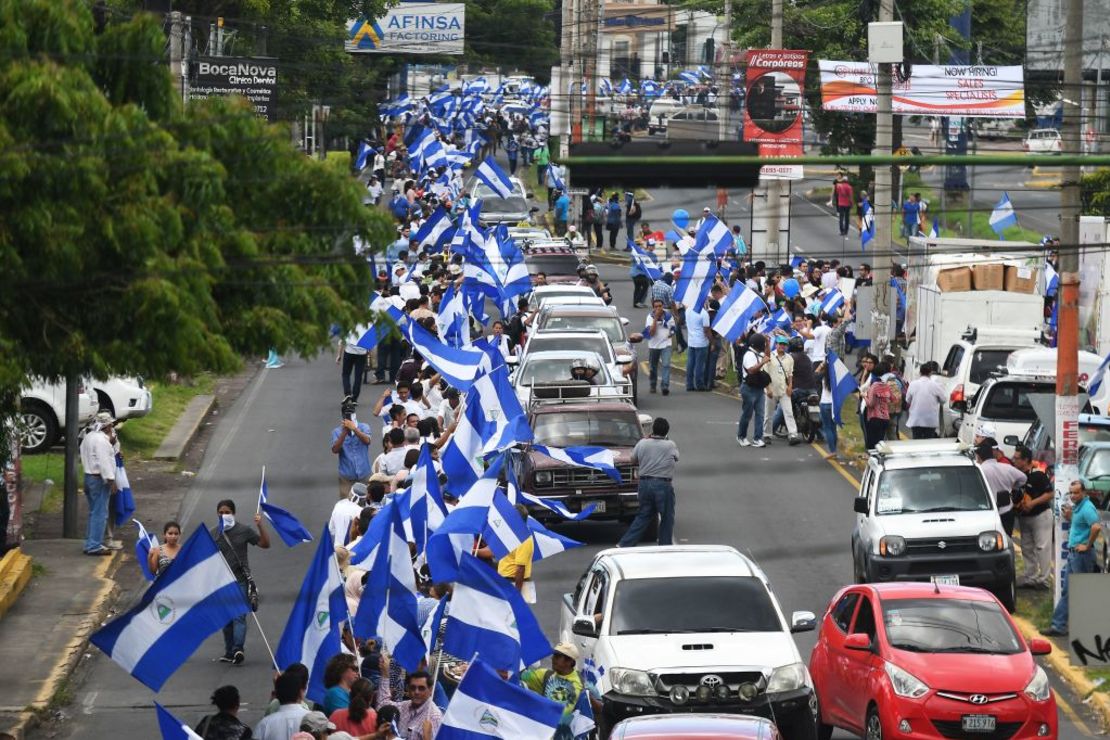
[
  {"x1": 820, "y1": 289, "x2": 846, "y2": 316},
  {"x1": 475, "y1": 156, "x2": 515, "y2": 198},
  {"x1": 275, "y1": 527, "x2": 347, "y2": 703},
  {"x1": 155, "y1": 703, "x2": 203, "y2": 740},
  {"x1": 354, "y1": 141, "x2": 373, "y2": 171},
  {"x1": 674, "y1": 248, "x2": 716, "y2": 313},
  {"x1": 134, "y1": 520, "x2": 158, "y2": 582},
  {"x1": 257, "y1": 468, "x2": 313, "y2": 547},
  {"x1": 712, "y1": 283, "x2": 765, "y2": 342},
  {"x1": 860, "y1": 200, "x2": 875, "y2": 251},
  {"x1": 90, "y1": 526, "x2": 251, "y2": 691},
  {"x1": 438, "y1": 658, "x2": 563, "y2": 740},
  {"x1": 570, "y1": 687, "x2": 596, "y2": 739},
  {"x1": 404, "y1": 444, "x2": 449, "y2": 556},
  {"x1": 405, "y1": 320, "x2": 487, "y2": 391},
  {"x1": 694, "y1": 214, "x2": 733, "y2": 258},
  {"x1": 440, "y1": 386, "x2": 492, "y2": 493},
  {"x1": 413, "y1": 206, "x2": 454, "y2": 252},
  {"x1": 827, "y1": 351, "x2": 860, "y2": 426},
  {"x1": 989, "y1": 192, "x2": 1019, "y2": 237},
  {"x1": 628, "y1": 237, "x2": 663, "y2": 281},
  {"x1": 1088, "y1": 349, "x2": 1110, "y2": 397}
]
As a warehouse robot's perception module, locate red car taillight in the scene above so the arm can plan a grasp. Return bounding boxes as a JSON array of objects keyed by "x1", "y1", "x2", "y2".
[{"x1": 950, "y1": 384, "x2": 964, "y2": 405}]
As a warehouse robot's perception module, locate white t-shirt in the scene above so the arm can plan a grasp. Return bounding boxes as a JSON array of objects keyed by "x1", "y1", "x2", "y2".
[
  {"x1": 379, "y1": 447, "x2": 410, "y2": 477},
  {"x1": 438, "y1": 399, "x2": 461, "y2": 429},
  {"x1": 806, "y1": 325, "x2": 832, "y2": 362},
  {"x1": 742, "y1": 348, "x2": 764, "y2": 376},
  {"x1": 329, "y1": 499, "x2": 363, "y2": 547}
]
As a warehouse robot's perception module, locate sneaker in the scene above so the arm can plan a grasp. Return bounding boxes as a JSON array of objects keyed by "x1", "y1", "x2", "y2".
[
  {"x1": 662, "y1": 388, "x2": 669, "y2": 396},
  {"x1": 752, "y1": 439, "x2": 766, "y2": 448},
  {"x1": 84, "y1": 546, "x2": 112, "y2": 556},
  {"x1": 1040, "y1": 627, "x2": 1067, "y2": 637},
  {"x1": 650, "y1": 387, "x2": 657, "y2": 394},
  {"x1": 232, "y1": 650, "x2": 245, "y2": 665},
  {"x1": 105, "y1": 539, "x2": 123, "y2": 550},
  {"x1": 737, "y1": 437, "x2": 751, "y2": 447},
  {"x1": 218, "y1": 655, "x2": 235, "y2": 664},
  {"x1": 788, "y1": 435, "x2": 800, "y2": 446}
]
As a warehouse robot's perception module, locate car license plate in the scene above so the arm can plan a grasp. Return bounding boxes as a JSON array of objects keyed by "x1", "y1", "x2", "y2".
[
  {"x1": 962, "y1": 715, "x2": 996, "y2": 733},
  {"x1": 931, "y1": 574, "x2": 960, "y2": 586},
  {"x1": 585, "y1": 500, "x2": 606, "y2": 513}
]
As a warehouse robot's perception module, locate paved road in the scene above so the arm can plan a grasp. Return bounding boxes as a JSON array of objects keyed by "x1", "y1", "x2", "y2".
[{"x1": 42, "y1": 201, "x2": 1094, "y2": 740}]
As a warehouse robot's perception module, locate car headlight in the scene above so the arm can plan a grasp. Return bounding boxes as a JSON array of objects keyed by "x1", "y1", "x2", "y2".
[
  {"x1": 767, "y1": 662, "x2": 808, "y2": 693},
  {"x1": 978, "y1": 530, "x2": 1004, "y2": 552},
  {"x1": 610, "y1": 667, "x2": 656, "y2": 696},
  {"x1": 535, "y1": 471, "x2": 552, "y2": 485},
  {"x1": 880, "y1": 535, "x2": 907, "y2": 556},
  {"x1": 1025, "y1": 666, "x2": 1051, "y2": 702},
  {"x1": 884, "y1": 661, "x2": 929, "y2": 698}
]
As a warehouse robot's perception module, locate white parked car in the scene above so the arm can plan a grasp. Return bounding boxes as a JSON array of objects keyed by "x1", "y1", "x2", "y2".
[
  {"x1": 936, "y1": 327, "x2": 1041, "y2": 435},
  {"x1": 93, "y1": 376, "x2": 153, "y2": 421},
  {"x1": 559, "y1": 545, "x2": 818, "y2": 740},
  {"x1": 527, "y1": 285, "x2": 602, "y2": 311},
  {"x1": 1023, "y1": 128, "x2": 1062, "y2": 154},
  {"x1": 509, "y1": 350, "x2": 628, "y2": 408},
  {"x1": 850, "y1": 440, "x2": 1015, "y2": 610},
  {"x1": 20, "y1": 378, "x2": 99, "y2": 454}
]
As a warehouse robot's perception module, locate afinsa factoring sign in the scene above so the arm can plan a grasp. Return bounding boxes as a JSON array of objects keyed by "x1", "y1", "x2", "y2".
[
  {"x1": 346, "y1": 2, "x2": 465, "y2": 55},
  {"x1": 189, "y1": 57, "x2": 278, "y2": 121}
]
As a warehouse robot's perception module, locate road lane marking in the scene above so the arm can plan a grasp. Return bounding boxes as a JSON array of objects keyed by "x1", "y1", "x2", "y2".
[{"x1": 1057, "y1": 692, "x2": 1093, "y2": 736}]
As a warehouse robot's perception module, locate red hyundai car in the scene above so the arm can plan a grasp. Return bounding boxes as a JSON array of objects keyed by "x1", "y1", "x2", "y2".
[{"x1": 809, "y1": 583, "x2": 1057, "y2": 740}]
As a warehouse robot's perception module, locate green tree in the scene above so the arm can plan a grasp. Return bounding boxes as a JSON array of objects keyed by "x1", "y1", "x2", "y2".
[
  {"x1": 1082, "y1": 168, "x2": 1110, "y2": 218},
  {"x1": 465, "y1": 0, "x2": 558, "y2": 81}
]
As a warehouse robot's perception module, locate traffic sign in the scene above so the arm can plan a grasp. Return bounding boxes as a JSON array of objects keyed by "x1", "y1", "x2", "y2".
[{"x1": 894, "y1": 146, "x2": 911, "y2": 171}]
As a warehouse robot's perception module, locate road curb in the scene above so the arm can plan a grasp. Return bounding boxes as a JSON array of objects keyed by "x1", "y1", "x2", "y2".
[
  {"x1": 152, "y1": 394, "x2": 216, "y2": 460},
  {"x1": 589, "y1": 252, "x2": 632, "y2": 266},
  {"x1": 0, "y1": 549, "x2": 33, "y2": 621},
  {"x1": 1011, "y1": 614, "x2": 1110, "y2": 730}
]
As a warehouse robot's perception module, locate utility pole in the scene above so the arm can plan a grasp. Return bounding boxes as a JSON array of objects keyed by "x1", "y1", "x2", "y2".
[
  {"x1": 62, "y1": 371, "x2": 79, "y2": 539},
  {"x1": 169, "y1": 11, "x2": 186, "y2": 102},
  {"x1": 764, "y1": 0, "x2": 784, "y2": 262},
  {"x1": 869, "y1": 9, "x2": 899, "y2": 358},
  {"x1": 583, "y1": 0, "x2": 600, "y2": 143},
  {"x1": 716, "y1": 0, "x2": 733, "y2": 143},
  {"x1": 1053, "y1": 0, "x2": 1083, "y2": 608},
  {"x1": 560, "y1": 0, "x2": 577, "y2": 158}
]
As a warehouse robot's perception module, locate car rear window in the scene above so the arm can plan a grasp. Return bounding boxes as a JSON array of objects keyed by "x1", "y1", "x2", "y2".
[
  {"x1": 968, "y1": 349, "x2": 1013, "y2": 385},
  {"x1": 526, "y1": 255, "x2": 580, "y2": 276},
  {"x1": 941, "y1": 345, "x2": 965, "y2": 377},
  {"x1": 610, "y1": 577, "x2": 781, "y2": 635},
  {"x1": 980, "y1": 381, "x2": 1046, "y2": 422}
]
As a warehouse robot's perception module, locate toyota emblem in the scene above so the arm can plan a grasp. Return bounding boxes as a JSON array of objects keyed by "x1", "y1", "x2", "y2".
[
  {"x1": 969, "y1": 694, "x2": 989, "y2": 705},
  {"x1": 700, "y1": 674, "x2": 724, "y2": 689},
  {"x1": 937, "y1": 541, "x2": 947, "y2": 550}
]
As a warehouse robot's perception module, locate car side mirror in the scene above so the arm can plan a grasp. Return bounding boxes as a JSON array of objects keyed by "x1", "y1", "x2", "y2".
[
  {"x1": 506, "y1": 355, "x2": 520, "y2": 366},
  {"x1": 950, "y1": 400, "x2": 967, "y2": 412},
  {"x1": 1003, "y1": 435, "x2": 1019, "y2": 446},
  {"x1": 1029, "y1": 638, "x2": 1052, "y2": 656},
  {"x1": 844, "y1": 633, "x2": 872, "y2": 651},
  {"x1": 790, "y1": 611, "x2": 817, "y2": 633},
  {"x1": 620, "y1": 317, "x2": 631, "y2": 327},
  {"x1": 854, "y1": 497, "x2": 869, "y2": 515},
  {"x1": 572, "y1": 617, "x2": 597, "y2": 637}
]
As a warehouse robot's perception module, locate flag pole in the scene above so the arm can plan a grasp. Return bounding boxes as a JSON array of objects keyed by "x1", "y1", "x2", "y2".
[
  {"x1": 251, "y1": 611, "x2": 280, "y2": 672},
  {"x1": 256, "y1": 465, "x2": 265, "y2": 516}
]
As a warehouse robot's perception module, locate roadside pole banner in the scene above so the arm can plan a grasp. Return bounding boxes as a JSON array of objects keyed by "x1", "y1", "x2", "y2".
[
  {"x1": 346, "y1": 3, "x2": 465, "y2": 55},
  {"x1": 3, "y1": 427, "x2": 21, "y2": 548},
  {"x1": 744, "y1": 50, "x2": 808, "y2": 181},
  {"x1": 817, "y1": 61, "x2": 1026, "y2": 118}
]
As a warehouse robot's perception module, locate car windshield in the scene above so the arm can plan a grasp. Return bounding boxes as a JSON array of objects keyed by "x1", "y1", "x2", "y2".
[
  {"x1": 968, "y1": 350, "x2": 1013, "y2": 385},
  {"x1": 875, "y1": 467, "x2": 992, "y2": 515},
  {"x1": 542, "y1": 315, "x2": 625, "y2": 343},
  {"x1": 979, "y1": 381, "x2": 1046, "y2": 422},
  {"x1": 517, "y1": 359, "x2": 609, "y2": 386},
  {"x1": 532, "y1": 411, "x2": 642, "y2": 447},
  {"x1": 481, "y1": 196, "x2": 529, "y2": 215},
  {"x1": 528, "y1": 335, "x2": 614, "y2": 362},
  {"x1": 882, "y1": 598, "x2": 1023, "y2": 654},
  {"x1": 1083, "y1": 448, "x2": 1110, "y2": 480},
  {"x1": 610, "y1": 577, "x2": 782, "y2": 635},
  {"x1": 527, "y1": 255, "x2": 581, "y2": 276}
]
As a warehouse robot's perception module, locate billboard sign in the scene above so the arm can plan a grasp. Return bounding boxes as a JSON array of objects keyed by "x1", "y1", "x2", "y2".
[
  {"x1": 189, "y1": 57, "x2": 277, "y2": 121},
  {"x1": 817, "y1": 61, "x2": 1026, "y2": 118},
  {"x1": 346, "y1": 3, "x2": 465, "y2": 55},
  {"x1": 744, "y1": 50, "x2": 808, "y2": 181}
]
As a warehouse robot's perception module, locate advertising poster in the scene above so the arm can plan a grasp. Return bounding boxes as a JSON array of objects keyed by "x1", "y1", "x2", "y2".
[
  {"x1": 744, "y1": 49, "x2": 808, "y2": 181},
  {"x1": 347, "y1": 3, "x2": 466, "y2": 55},
  {"x1": 4, "y1": 427, "x2": 22, "y2": 549},
  {"x1": 188, "y1": 57, "x2": 278, "y2": 121},
  {"x1": 817, "y1": 62, "x2": 1026, "y2": 118}
]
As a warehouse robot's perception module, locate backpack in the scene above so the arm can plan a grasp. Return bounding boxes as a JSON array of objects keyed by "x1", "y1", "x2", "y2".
[
  {"x1": 606, "y1": 201, "x2": 622, "y2": 225},
  {"x1": 885, "y1": 377, "x2": 904, "y2": 414}
]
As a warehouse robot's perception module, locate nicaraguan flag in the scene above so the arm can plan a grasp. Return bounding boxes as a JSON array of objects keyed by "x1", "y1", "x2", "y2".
[
  {"x1": 827, "y1": 351, "x2": 860, "y2": 426},
  {"x1": 528, "y1": 517, "x2": 583, "y2": 562},
  {"x1": 441, "y1": 388, "x2": 492, "y2": 492},
  {"x1": 694, "y1": 214, "x2": 733, "y2": 258},
  {"x1": 257, "y1": 468, "x2": 313, "y2": 547},
  {"x1": 494, "y1": 224, "x2": 534, "y2": 300},
  {"x1": 599, "y1": 78, "x2": 612, "y2": 96},
  {"x1": 628, "y1": 237, "x2": 663, "y2": 281},
  {"x1": 439, "y1": 658, "x2": 563, "y2": 740},
  {"x1": 1088, "y1": 350, "x2": 1110, "y2": 397},
  {"x1": 111, "y1": 453, "x2": 136, "y2": 527},
  {"x1": 679, "y1": 70, "x2": 701, "y2": 84},
  {"x1": 155, "y1": 702, "x2": 203, "y2": 739},
  {"x1": 475, "y1": 156, "x2": 515, "y2": 198},
  {"x1": 443, "y1": 554, "x2": 552, "y2": 672},
  {"x1": 135, "y1": 519, "x2": 157, "y2": 582},
  {"x1": 712, "y1": 283, "x2": 765, "y2": 342},
  {"x1": 989, "y1": 192, "x2": 1018, "y2": 237},
  {"x1": 437, "y1": 281, "x2": 469, "y2": 348},
  {"x1": 493, "y1": 452, "x2": 597, "y2": 521},
  {"x1": 641, "y1": 79, "x2": 661, "y2": 96},
  {"x1": 405, "y1": 320, "x2": 487, "y2": 391},
  {"x1": 617, "y1": 78, "x2": 633, "y2": 94},
  {"x1": 860, "y1": 200, "x2": 875, "y2": 251},
  {"x1": 820, "y1": 289, "x2": 846, "y2": 316},
  {"x1": 531, "y1": 445, "x2": 621, "y2": 482},
  {"x1": 354, "y1": 141, "x2": 373, "y2": 171},
  {"x1": 570, "y1": 686, "x2": 596, "y2": 739},
  {"x1": 90, "y1": 526, "x2": 251, "y2": 691},
  {"x1": 473, "y1": 365, "x2": 533, "y2": 453},
  {"x1": 275, "y1": 526, "x2": 347, "y2": 703},
  {"x1": 674, "y1": 248, "x2": 716, "y2": 313},
  {"x1": 353, "y1": 504, "x2": 425, "y2": 671},
  {"x1": 414, "y1": 206, "x2": 454, "y2": 252},
  {"x1": 928, "y1": 217, "x2": 940, "y2": 238},
  {"x1": 404, "y1": 444, "x2": 449, "y2": 555},
  {"x1": 1044, "y1": 261, "x2": 1059, "y2": 297},
  {"x1": 790, "y1": 255, "x2": 806, "y2": 269}
]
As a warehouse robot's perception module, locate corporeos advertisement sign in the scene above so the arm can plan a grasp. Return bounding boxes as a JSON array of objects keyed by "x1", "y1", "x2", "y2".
[{"x1": 346, "y1": 3, "x2": 465, "y2": 55}]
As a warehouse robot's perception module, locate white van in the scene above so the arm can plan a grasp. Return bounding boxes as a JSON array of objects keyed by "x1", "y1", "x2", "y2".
[{"x1": 646, "y1": 98, "x2": 684, "y2": 134}]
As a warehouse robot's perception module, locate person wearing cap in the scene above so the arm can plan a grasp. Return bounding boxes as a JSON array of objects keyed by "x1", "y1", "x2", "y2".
[
  {"x1": 974, "y1": 422, "x2": 1011, "y2": 464},
  {"x1": 297, "y1": 710, "x2": 348, "y2": 740},
  {"x1": 975, "y1": 441, "x2": 1026, "y2": 536},
  {"x1": 521, "y1": 642, "x2": 587, "y2": 740},
  {"x1": 1043, "y1": 480, "x2": 1102, "y2": 637},
  {"x1": 695, "y1": 206, "x2": 713, "y2": 231},
  {"x1": 79, "y1": 412, "x2": 118, "y2": 555},
  {"x1": 765, "y1": 335, "x2": 800, "y2": 445}
]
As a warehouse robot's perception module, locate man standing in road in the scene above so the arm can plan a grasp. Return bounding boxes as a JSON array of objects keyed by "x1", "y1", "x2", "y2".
[
  {"x1": 618, "y1": 418, "x2": 679, "y2": 547},
  {"x1": 684, "y1": 301, "x2": 710, "y2": 392},
  {"x1": 975, "y1": 442, "x2": 1026, "y2": 536},
  {"x1": 332, "y1": 401, "x2": 373, "y2": 499},
  {"x1": 553, "y1": 188, "x2": 570, "y2": 236},
  {"x1": 904, "y1": 361, "x2": 947, "y2": 438},
  {"x1": 765, "y1": 336, "x2": 799, "y2": 445},
  {"x1": 833, "y1": 173, "x2": 854, "y2": 236},
  {"x1": 79, "y1": 414, "x2": 118, "y2": 556},
  {"x1": 644, "y1": 299, "x2": 676, "y2": 395},
  {"x1": 1043, "y1": 481, "x2": 1102, "y2": 637},
  {"x1": 738, "y1": 333, "x2": 771, "y2": 448},
  {"x1": 212, "y1": 498, "x2": 270, "y2": 665},
  {"x1": 1012, "y1": 446, "x2": 1054, "y2": 590}
]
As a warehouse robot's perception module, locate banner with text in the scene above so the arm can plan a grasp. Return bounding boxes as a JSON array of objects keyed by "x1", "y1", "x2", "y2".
[
  {"x1": 744, "y1": 50, "x2": 808, "y2": 181},
  {"x1": 817, "y1": 61, "x2": 1026, "y2": 117},
  {"x1": 346, "y1": 3, "x2": 465, "y2": 55},
  {"x1": 189, "y1": 57, "x2": 277, "y2": 121}
]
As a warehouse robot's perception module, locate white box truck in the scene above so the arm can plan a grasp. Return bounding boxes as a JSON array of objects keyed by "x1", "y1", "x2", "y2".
[{"x1": 1079, "y1": 215, "x2": 1110, "y2": 353}]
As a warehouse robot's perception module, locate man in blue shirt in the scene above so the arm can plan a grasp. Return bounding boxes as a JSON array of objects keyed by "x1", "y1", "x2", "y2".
[
  {"x1": 553, "y1": 190, "x2": 570, "y2": 236},
  {"x1": 1043, "y1": 480, "x2": 1103, "y2": 636},
  {"x1": 900, "y1": 195, "x2": 920, "y2": 238},
  {"x1": 684, "y1": 304, "x2": 710, "y2": 391},
  {"x1": 330, "y1": 405, "x2": 373, "y2": 499},
  {"x1": 386, "y1": 226, "x2": 410, "y2": 263}
]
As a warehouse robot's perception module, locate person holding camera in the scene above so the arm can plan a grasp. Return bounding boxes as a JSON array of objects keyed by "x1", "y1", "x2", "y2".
[{"x1": 331, "y1": 401, "x2": 372, "y2": 499}]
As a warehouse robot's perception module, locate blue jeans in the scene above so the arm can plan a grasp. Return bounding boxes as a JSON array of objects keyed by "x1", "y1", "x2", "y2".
[
  {"x1": 704, "y1": 347, "x2": 720, "y2": 389},
  {"x1": 738, "y1": 384, "x2": 766, "y2": 441},
  {"x1": 618, "y1": 478, "x2": 675, "y2": 546},
  {"x1": 83, "y1": 474, "x2": 109, "y2": 552},
  {"x1": 820, "y1": 403, "x2": 837, "y2": 453},
  {"x1": 1050, "y1": 549, "x2": 1097, "y2": 631},
  {"x1": 223, "y1": 581, "x2": 250, "y2": 656},
  {"x1": 649, "y1": 347, "x2": 672, "y2": 390},
  {"x1": 686, "y1": 346, "x2": 707, "y2": 390}
]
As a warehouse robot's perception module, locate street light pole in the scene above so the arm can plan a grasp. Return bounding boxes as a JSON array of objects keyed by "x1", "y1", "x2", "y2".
[
  {"x1": 869, "y1": 8, "x2": 898, "y2": 358},
  {"x1": 764, "y1": 0, "x2": 784, "y2": 263}
]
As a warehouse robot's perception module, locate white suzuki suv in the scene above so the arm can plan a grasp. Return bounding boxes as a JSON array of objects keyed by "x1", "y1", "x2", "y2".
[{"x1": 558, "y1": 545, "x2": 818, "y2": 740}]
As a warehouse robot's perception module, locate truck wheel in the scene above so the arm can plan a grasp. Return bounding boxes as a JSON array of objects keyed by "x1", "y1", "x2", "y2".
[
  {"x1": 994, "y1": 579, "x2": 1017, "y2": 613},
  {"x1": 779, "y1": 710, "x2": 818, "y2": 740},
  {"x1": 19, "y1": 400, "x2": 58, "y2": 454}
]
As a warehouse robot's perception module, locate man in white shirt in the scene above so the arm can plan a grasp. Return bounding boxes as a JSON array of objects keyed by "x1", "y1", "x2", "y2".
[
  {"x1": 329, "y1": 483, "x2": 366, "y2": 548},
  {"x1": 79, "y1": 416, "x2": 118, "y2": 555},
  {"x1": 800, "y1": 318, "x2": 832, "y2": 363},
  {"x1": 255, "y1": 671, "x2": 309, "y2": 740},
  {"x1": 437, "y1": 388, "x2": 462, "y2": 431},
  {"x1": 336, "y1": 325, "x2": 369, "y2": 404},
  {"x1": 644, "y1": 299, "x2": 676, "y2": 395},
  {"x1": 904, "y1": 361, "x2": 949, "y2": 438}
]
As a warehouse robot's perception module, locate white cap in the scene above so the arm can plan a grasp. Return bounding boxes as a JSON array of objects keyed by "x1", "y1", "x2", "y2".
[{"x1": 976, "y1": 422, "x2": 997, "y2": 439}]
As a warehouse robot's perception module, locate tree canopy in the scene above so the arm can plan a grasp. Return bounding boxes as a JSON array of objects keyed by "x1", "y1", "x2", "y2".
[{"x1": 0, "y1": 0, "x2": 393, "y2": 408}]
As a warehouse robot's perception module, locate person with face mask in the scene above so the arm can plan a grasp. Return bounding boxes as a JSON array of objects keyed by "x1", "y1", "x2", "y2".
[{"x1": 211, "y1": 499, "x2": 270, "y2": 665}]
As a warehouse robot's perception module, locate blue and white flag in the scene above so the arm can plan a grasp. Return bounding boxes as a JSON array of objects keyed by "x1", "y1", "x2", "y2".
[
  {"x1": 628, "y1": 238, "x2": 663, "y2": 282},
  {"x1": 790, "y1": 255, "x2": 806, "y2": 269},
  {"x1": 493, "y1": 224, "x2": 534, "y2": 300},
  {"x1": 712, "y1": 283, "x2": 765, "y2": 342},
  {"x1": 531, "y1": 445, "x2": 621, "y2": 482},
  {"x1": 694, "y1": 214, "x2": 733, "y2": 258},
  {"x1": 354, "y1": 141, "x2": 373, "y2": 171},
  {"x1": 257, "y1": 468, "x2": 313, "y2": 547},
  {"x1": 492, "y1": 452, "x2": 598, "y2": 521},
  {"x1": 155, "y1": 702, "x2": 203, "y2": 740},
  {"x1": 989, "y1": 192, "x2": 1018, "y2": 237},
  {"x1": 1044, "y1": 261, "x2": 1059, "y2": 297},
  {"x1": 413, "y1": 206, "x2": 454, "y2": 252},
  {"x1": 674, "y1": 248, "x2": 716, "y2": 313},
  {"x1": 616, "y1": 78, "x2": 633, "y2": 94},
  {"x1": 135, "y1": 520, "x2": 157, "y2": 582},
  {"x1": 679, "y1": 70, "x2": 701, "y2": 84},
  {"x1": 570, "y1": 686, "x2": 596, "y2": 739},
  {"x1": 90, "y1": 526, "x2": 251, "y2": 691},
  {"x1": 275, "y1": 526, "x2": 347, "y2": 703},
  {"x1": 928, "y1": 217, "x2": 940, "y2": 238},
  {"x1": 439, "y1": 658, "x2": 563, "y2": 740},
  {"x1": 528, "y1": 517, "x2": 583, "y2": 562},
  {"x1": 405, "y1": 445, "x2": 449, "y2": 555},
  {"x1": 353, "y1": 505, "x2": 425, "y2": 671},
  {"x1": 1088, "y1": 350, "x2": 1110, "y2": 397},
  {"x1": 827, "y1": 351, "x2": 860, "y2": 426},
  {"x1": 640, "y1": 79, "x2": 661, "y2": 96},
  {"x1": 820, "y1": 289, "x2": 846, "y2": 316},
  {"x1": 860, "y1": 200, "x2": 875, "y2": 251},
  {"x1": 437, "y1": 282, "x2": 470, "y2": 348},
  {"x1": 475, "y1": 156, "x2": 515, "y2": 198},
  {"x1": 474, "y1": 365, "x2": 533, "y2": 453},
  {"x1": 111, "y1": 453, "x2": 136, "y2": 527},
  {"x1": 443, "y1": 554, "x2": 552, "y2": 671},
  {"x1": 599, "y1": 78, "x2": 612, "y2": 96},
  {"x1": 405, "y1": 320, "x2": 486, "y2": 391},
  {"x1": 441, "y1": 390, "x2": 492, "y2": 493}
]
